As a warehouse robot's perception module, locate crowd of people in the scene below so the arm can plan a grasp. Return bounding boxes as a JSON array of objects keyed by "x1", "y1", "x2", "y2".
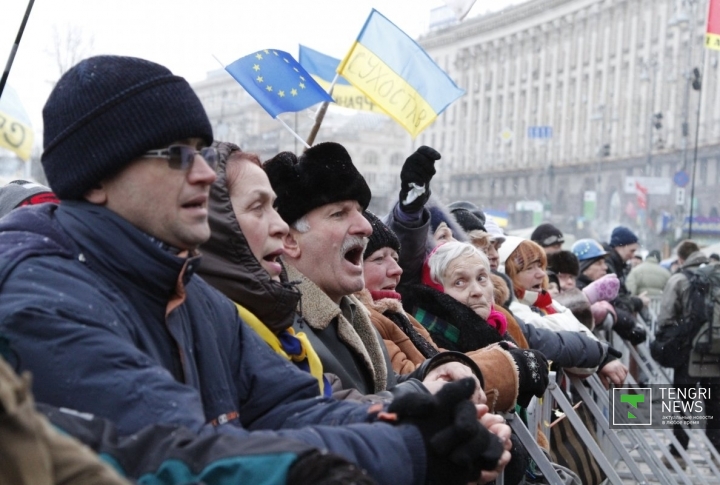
[{"x1": 0, "y1": 54, "x2": 715, "y2": 484}]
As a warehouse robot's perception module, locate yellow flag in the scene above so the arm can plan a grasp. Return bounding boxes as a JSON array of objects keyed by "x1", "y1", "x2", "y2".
[{"x1": 0, "y1": 86, "x2": 34, "y2": 161}]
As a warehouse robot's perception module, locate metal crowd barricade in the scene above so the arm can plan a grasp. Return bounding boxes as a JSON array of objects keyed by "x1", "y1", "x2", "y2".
[
  {"x1": 617, "y1": 330, "x2": 720, "y2": 481},
  {"x1": 573, "y1": 372, "x2": 683, "y2": 485}
]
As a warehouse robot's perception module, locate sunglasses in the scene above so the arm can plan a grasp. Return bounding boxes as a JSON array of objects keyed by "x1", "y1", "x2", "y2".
[{"x1": 142, "y1": 145, "x2": 218, "y2": 171}]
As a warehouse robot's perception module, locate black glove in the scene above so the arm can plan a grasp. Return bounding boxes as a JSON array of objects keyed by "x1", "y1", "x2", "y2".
[
  {"x1": 287, "y1": 450, "x2": 378, "y2": 485},
  {"x1": 386, "y1": 378, "x2": 504, "y2": 485},
  {"x1": 613, "y1": 309, "x2": 647, "y2": 345},
  {"x1": 398, "y1": 146, "x2": 441, "y2": 213},
  {"x1": 501, "y1": 344, "x2": 550, "y2": 408}
]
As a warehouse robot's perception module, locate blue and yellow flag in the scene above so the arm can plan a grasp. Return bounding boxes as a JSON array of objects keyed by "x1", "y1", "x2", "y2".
[
  {"x1": 337, "y1": 9, "x2": 465, "y2": 138},
  {"x1": 299, "y1": 45, "x2": 386, "y2": 114},
  {"x1": 0, "y1": 86, "x2": 34, "y2": 161},
  {"x1": 225, "y1": 49, "x2": 333, "y2": 118}
]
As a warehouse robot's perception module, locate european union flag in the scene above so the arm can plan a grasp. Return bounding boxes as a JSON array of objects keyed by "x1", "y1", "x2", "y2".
[{"x1": 225, "y1": 49, "x2": 333, "y2": 118}]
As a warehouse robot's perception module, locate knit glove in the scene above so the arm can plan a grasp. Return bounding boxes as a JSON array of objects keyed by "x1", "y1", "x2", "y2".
[
  {"x1": 613, "y1": 309, "x2": 647, "y2": 345},
  {"x1": 398, "y1": 146, "x2": 441, "y2": 213},
  {"x1": 591, "y1": 301, "x2": 617, "y2": 327},
  {"x1": 287, "y1": 450, "x2": 377, "y2": 485},
  {"x1": 500, "y1": 343, "x2": 550, "y2": 408},
  {"x1": 582, "y1": 273, "x2": 619, "y2": 304},
  {"x1": 385, "y1": 378, "x2": 504, "y2": 485}
]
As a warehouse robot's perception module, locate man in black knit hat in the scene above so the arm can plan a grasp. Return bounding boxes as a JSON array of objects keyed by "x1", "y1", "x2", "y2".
[{"x1": 0, "y1": 55, "x2": 504, "y2": 485}]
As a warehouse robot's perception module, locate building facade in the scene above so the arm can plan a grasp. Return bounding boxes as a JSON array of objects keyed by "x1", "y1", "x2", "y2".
[{"x1": 419, "y1": 0, "x2": 720, "y2": 245}]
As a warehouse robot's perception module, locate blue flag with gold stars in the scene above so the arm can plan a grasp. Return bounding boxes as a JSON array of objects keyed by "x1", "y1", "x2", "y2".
[{"x1": 225, "y1": 49, "x2": 334, "y2": 118}]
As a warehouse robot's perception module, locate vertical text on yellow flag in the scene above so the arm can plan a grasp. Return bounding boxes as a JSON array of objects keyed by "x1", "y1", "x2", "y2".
[
  {"x1": 0, "y1": 110, "x2": 33, "y2": 161},
  {"x1": 338, "y1": 42, "x2": 436, "y2": 138}
]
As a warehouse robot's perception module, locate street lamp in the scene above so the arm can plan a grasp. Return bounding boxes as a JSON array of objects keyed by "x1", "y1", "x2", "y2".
[{"x1": 688, "y1": 66, "x2": 703, "y2": 238}]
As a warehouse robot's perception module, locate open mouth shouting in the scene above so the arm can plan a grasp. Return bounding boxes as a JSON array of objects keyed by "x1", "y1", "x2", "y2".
[
  {"x1": 262, "y1": 248, "x2": 284, "y2": 278},
  {"x1": 341, "y1": 236, "x2": 367, "y2": 271}
]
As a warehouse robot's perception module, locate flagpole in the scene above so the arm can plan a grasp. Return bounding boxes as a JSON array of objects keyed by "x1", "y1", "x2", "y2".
[
  {"x1": 277, "y1": 117, "x2": 310, "y2": 149},
  {"x1": 306, "y1": 73, "x2": 338, "y2": 147},
  {"x1": 0, "y1": 0, "x2": 35, "y2": 99}
]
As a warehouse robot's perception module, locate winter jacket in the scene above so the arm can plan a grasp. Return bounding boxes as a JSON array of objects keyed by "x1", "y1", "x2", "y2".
[
  {"x1": 626, "y1": 257, "x2": 671, "y2": 297},
  {"x1": 0, "y1": 202, "x2": 426, "y2": 485},
  {"x1": 285, "y1": 264, "x2": 434, "y2": 400},
  {"x1": 656, "y1": 251, "x2": 709, "y2": 330},
  {"x1": 355, "y1": 289, "x2": 519, "y2": 413},
  {"x1": 382, "y1": 203, "x2": 432, "y2": 291},
  {"x1": 509, "y1": 295, "x2": 602, "y2": 375}
]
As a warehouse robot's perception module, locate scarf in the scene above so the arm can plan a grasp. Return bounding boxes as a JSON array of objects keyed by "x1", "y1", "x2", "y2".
[
  {"x1": 235, "y1": 303, "x2": 331, "y2": 397},
  {"x1": 486, "y1": 305, "x2": 508, "y2": 335},
  {"x1": 520, "y1": 289, "x2": 557, "y2": 315}
]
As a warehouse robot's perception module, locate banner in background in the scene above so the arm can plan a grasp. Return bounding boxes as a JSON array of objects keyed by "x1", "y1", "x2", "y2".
[{"x1": 707, "y1": 0, "x2": 720, "y2": 50}]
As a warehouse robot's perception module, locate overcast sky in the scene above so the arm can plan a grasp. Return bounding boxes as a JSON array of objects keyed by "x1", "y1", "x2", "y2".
[{"x1": 1, "y1": 0, "x2": 522, "y2": 130}]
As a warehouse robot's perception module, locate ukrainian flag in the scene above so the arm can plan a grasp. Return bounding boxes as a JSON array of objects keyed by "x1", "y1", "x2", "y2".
[
  {"x1": 299, "y1": 45, "x2": 386, "y2": 114},
  {"x1": 337, "y1": 9, "x2": 465, "y2": 138}
]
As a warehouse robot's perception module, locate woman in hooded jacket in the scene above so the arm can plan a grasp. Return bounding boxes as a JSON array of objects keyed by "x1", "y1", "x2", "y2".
[
  {"x1": 197, "y1": 142, "x2": 334, "y2": 397},
  {"x1": 500, "y1": 237, "x2": 628, "y2": 386}
]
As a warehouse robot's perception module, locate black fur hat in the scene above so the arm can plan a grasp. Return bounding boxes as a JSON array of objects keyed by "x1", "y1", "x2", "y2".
[
  {"x1": 546, "y1": 250, "x2": 580, "y2": 277},
  {"x1": 264, "y1": 142, "x2": 371, "y2": 226}
]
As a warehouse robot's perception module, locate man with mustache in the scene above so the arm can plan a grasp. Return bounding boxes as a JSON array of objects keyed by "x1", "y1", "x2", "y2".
[{"x1": 265, "y1": 143, "x2": 488, "y2": 399}]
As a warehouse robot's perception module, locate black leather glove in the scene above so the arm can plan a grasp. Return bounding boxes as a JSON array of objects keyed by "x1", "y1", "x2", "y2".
[
  {"x1": 613, "y1": 309, "x2": 647, "y2": 345},
  {"x1": 398, "y1": 146, "x2": 441, "y2": 213},
  {"x1": 287, "y1": 450, "x2": 378, "y2": 485},
  {"x1": 386, "y1": 378, "x2": 504, "y2": 485},
  {"x1": 501, "y1": 344, "x2": 550, "y2": 408}
]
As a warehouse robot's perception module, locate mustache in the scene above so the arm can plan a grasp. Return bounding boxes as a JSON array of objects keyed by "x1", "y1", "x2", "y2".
[{"x1": 340, "y1": 235, "x2": 368, "y2": 254}]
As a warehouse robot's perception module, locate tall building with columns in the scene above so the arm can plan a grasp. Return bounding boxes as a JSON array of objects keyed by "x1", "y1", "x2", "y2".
[{"x1": 419, "y1": 0, "x2": 719, "y2": 244}]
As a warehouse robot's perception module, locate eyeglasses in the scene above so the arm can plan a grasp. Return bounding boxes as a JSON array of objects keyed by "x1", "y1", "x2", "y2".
[
  {"x1": 142, "y1": 145, "x2": 218, "y2": 171},
  {"x1": 541, "y1": 235, "x2": 564, "y2": 247}
]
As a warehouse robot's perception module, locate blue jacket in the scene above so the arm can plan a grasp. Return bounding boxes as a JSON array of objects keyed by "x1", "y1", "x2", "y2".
[{"x1": 0, "y1": 202, "x2": 425, "y2": 485}]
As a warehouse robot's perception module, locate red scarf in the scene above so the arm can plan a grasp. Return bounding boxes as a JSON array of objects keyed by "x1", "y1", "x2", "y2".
[
  {"x1": 370, "y1": 289, "x2": 402, "y2": 301},
  {"x1": 486, "y1": 305, "x2": 508, "y2": 335}
]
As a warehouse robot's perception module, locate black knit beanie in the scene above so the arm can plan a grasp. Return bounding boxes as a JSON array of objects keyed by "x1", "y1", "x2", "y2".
[
  {"x1": 451, "y1": 208, "x2": 486, "y2": 233},
  {"x1": 264, "y1": 142, "x2": 371, "y2": 226},
  {"x1": 42, "y1": 55, "x2": 214, "y2": 200},
  {"x1": 530, "y1": 223, "x2": 564, "y2": 247},
  {"x1": 546, "y1": 250, "x2": 580, "y2": 277},
  {"x1": 363, "y1": 211, "x2": 400, "y2": 260}
]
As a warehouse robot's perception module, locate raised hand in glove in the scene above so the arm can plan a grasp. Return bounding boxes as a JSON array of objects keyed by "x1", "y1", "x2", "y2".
[
  {"x1": 500, "y1": 343, "x2": 550, "y2": 408},
  {"x1": 287, "y1": 450, "x2": 377, "y2": 485},
  {"x1": 398, "y1": 146, "x2": 441, "y2": 213},
  {"x1": 613, "y1": 308, "x2": 647, "y2": 345},
  {"x1": 383, "y1": 378, "x2": 505, "y2": 485}
]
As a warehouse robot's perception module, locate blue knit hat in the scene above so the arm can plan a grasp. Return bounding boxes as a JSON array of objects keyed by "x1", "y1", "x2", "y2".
[
  {"x1": 609, "y1": 226, "x2": 639, "y2": 247},
  {"x1": 42, "y1": 55, "x2": 213, "y2": 200}
]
